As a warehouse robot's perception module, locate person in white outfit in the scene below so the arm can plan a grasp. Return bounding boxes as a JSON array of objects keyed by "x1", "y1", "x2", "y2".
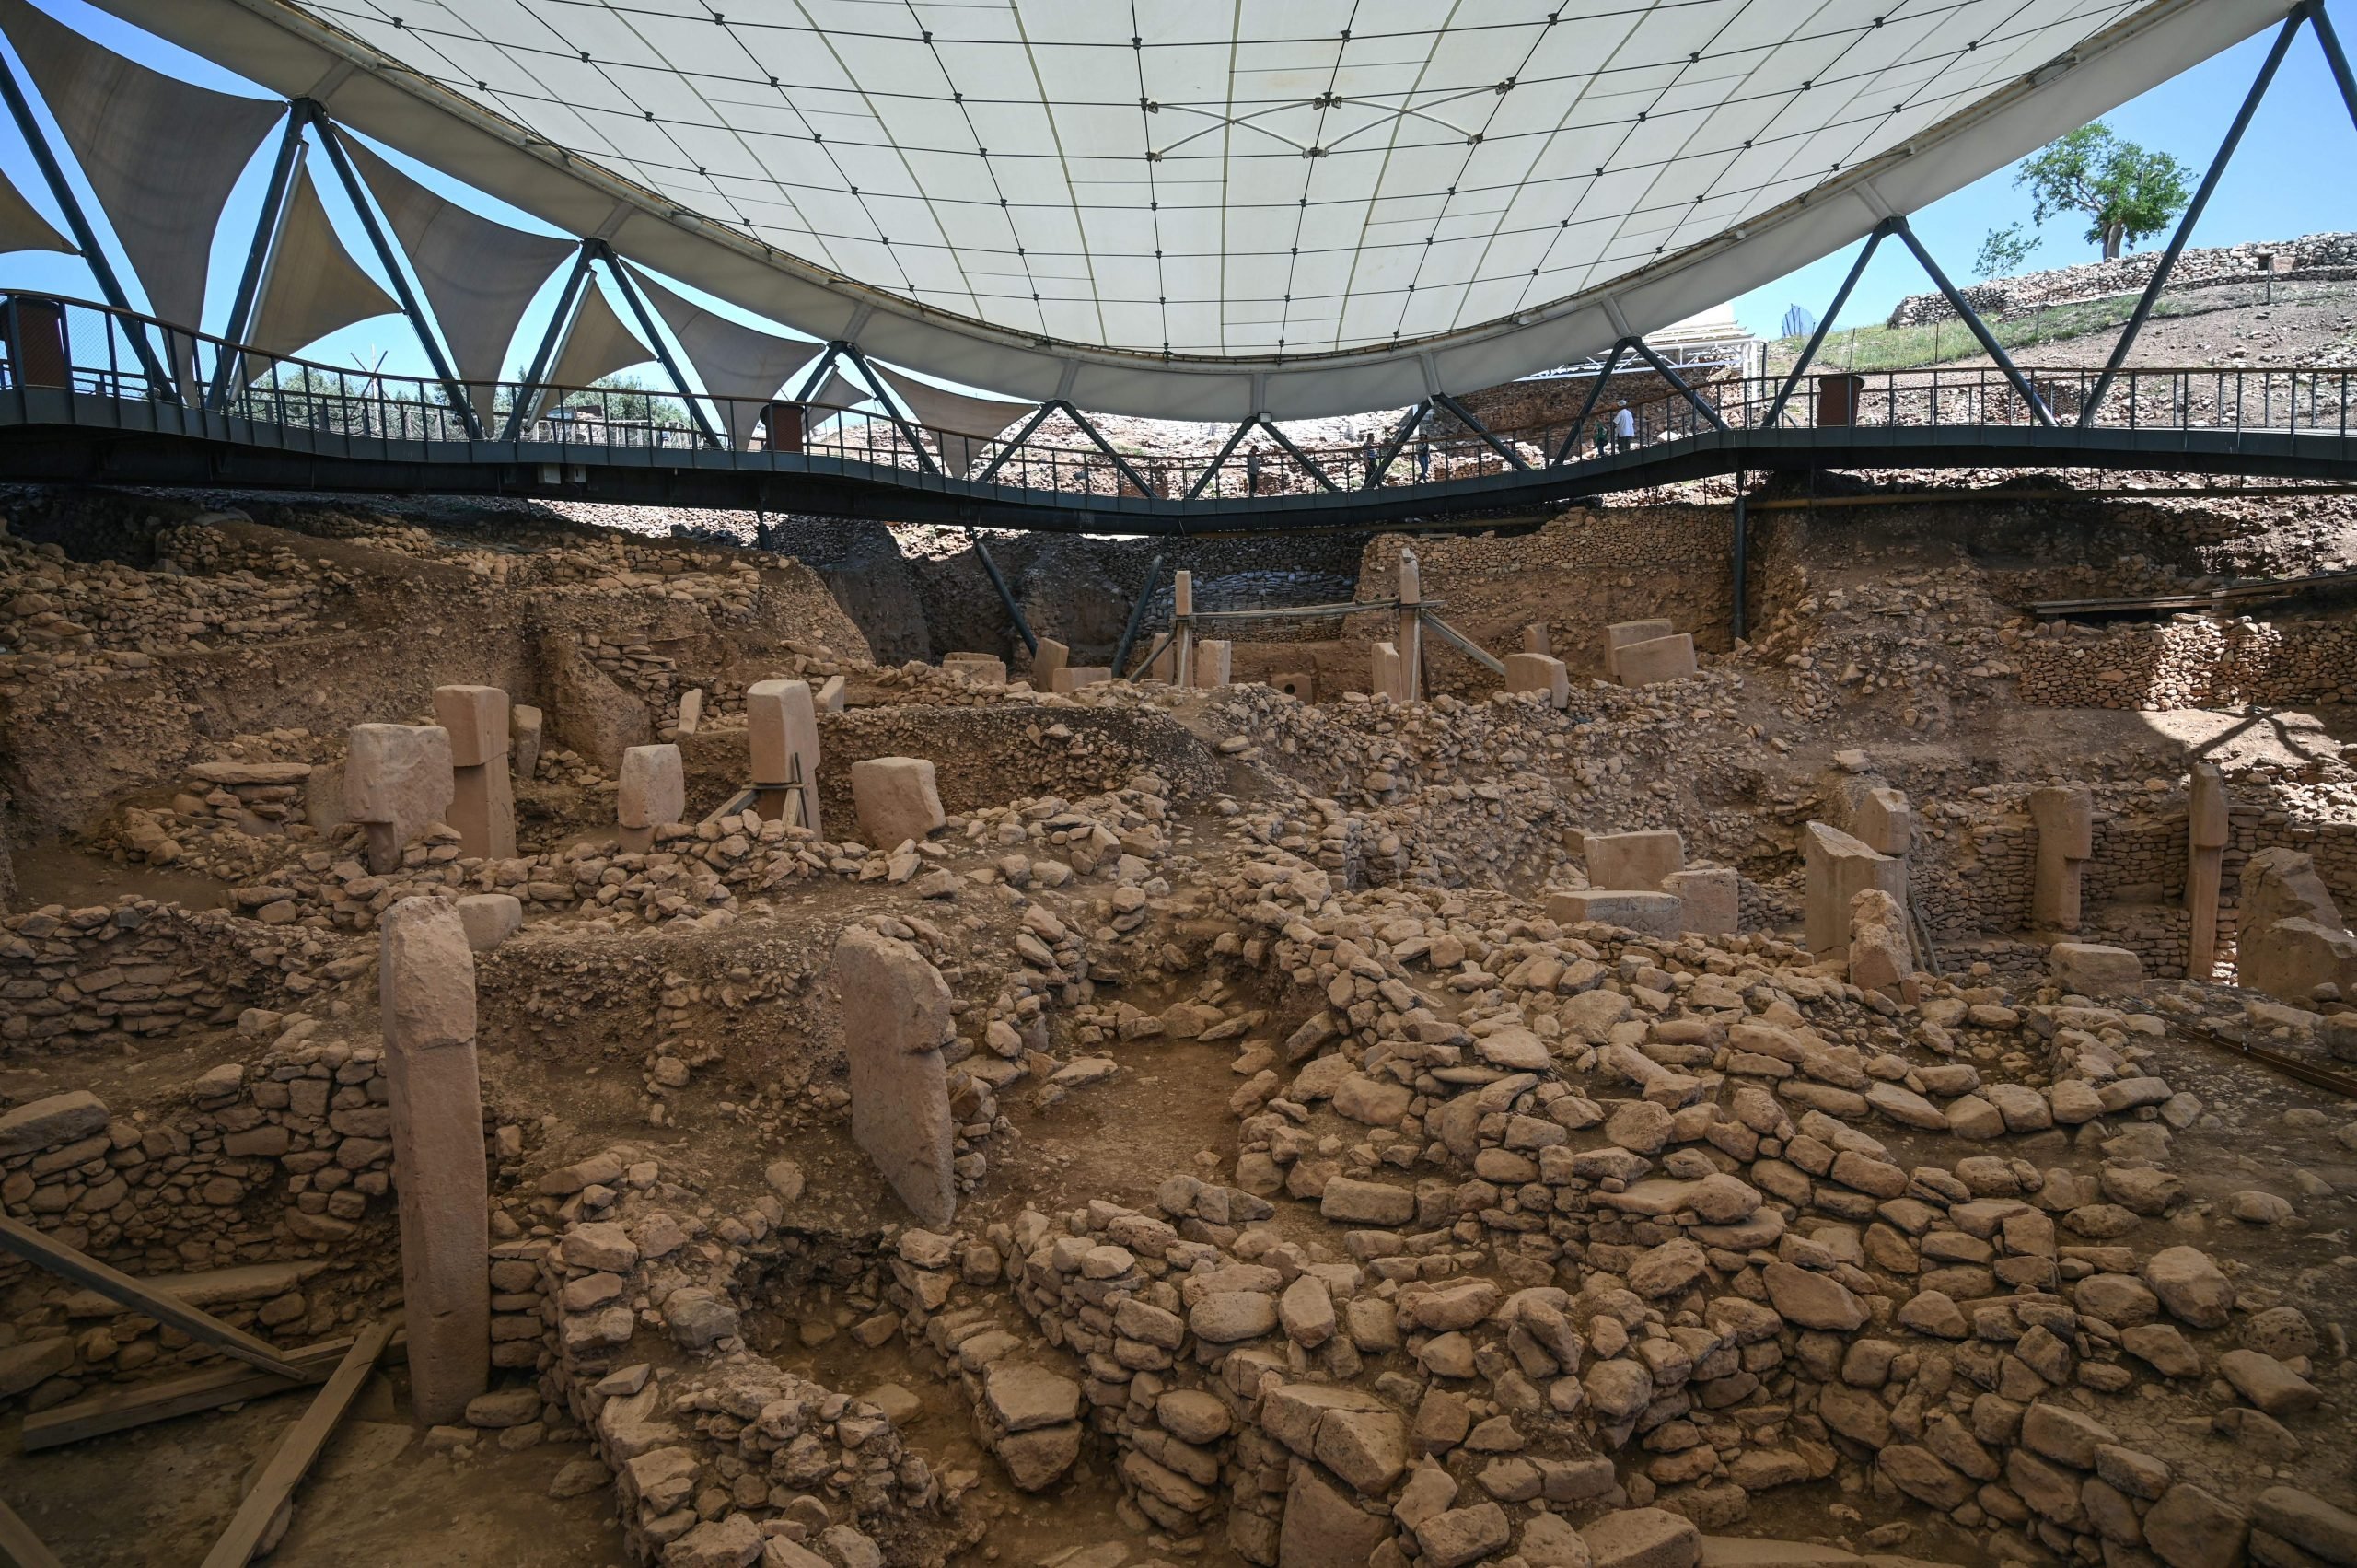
[{"x1": 1612, "y1": 402, "x2": 1635, "y2": 452}]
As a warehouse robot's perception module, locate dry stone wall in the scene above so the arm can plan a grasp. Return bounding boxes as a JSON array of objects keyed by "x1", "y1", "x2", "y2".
[
  {"x1": 2015, "y1": 618, "x2": 2357, "y2": 710},
  {"x1": 1886, "y1": 232, "x2": 2357, "y2": 325}
]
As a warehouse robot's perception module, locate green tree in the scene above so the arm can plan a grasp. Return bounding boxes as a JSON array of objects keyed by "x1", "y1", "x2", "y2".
[
  {"x1": 2015, "y1": 123, "x2": 2190, "y2": 259},
  {"x1": 1972, "y1": 222, "x2": 2038, "y2": 280}
]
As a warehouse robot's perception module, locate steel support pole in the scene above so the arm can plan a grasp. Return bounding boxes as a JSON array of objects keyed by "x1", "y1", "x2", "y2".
[
  {"x1": 206, "y1": 100, "x2": 313, "y2": 411},
  {"x1": 314, "y1": 117, "x2": 483, "y2": 436},
  {"x1": 2079, "y1": 7, "x2": 2306, "y2": 427},
  {"x1": 1888, "y1": 215, "x2": 2053, "y2": 426},
  {"x1": 973, "y1": 401, "x2": 1057, "y2": 482},
  {"x1": 1551, "y1": 345, "x2": 1626, "y2": 465},
  {"x1": 1055, "y1": 400, "x2": 1159, "y2": 496},
  {"x1": 1624, "y1": 336, "x2": 1728, "y2": 431},
  {"x1": 1185, "y1": 418, "x2": 1256, "y2": 498},
  {"x1": 965, "y1": 526, "x2": 1036, "y2": 655},
  {"x1": 2316, "y1": 2, "x2": 2357, "y2": 128},
  {"x1": 1110, "y1": 553, "x2": 1165, "y2": 676},
  {"x1": 502, "y1": 244, "x2": 594, "y2": 441},
  {"x1": 590, "y1": 240, "x2": 723, "y2": 448},
  {"x1": 839, "y1": 341, "x2": 940, "y2": 473},
  {"x1": 1762, "y1": 224, "x2": 1887, "y2": 428},
  {"x1": 1432, "y1": 390, "x2": 1529, "y2": 469},
  {"x1": 0, "y1": 48, "x2": 172, "y2": 396},
  {"x1": 1368, "y1": 400, "x2": 1429, "y2": 486},
  {"x1": 789, "y1": 343, "x2": 841, "y2": 401},
  {"x1": 1731, "y1": 472, "x2": 1749, "y2": 643},
  {"x1": 1257, "y1": 415, "x2": 1341, "y2": 491}
]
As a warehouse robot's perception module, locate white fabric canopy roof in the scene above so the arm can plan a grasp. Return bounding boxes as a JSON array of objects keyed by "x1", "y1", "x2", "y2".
[
  {"x1": 241, "y1": 159, "x2": 397, "y2": 381},
  {"x1": 0, "y1": 0, "x2": 282, "y2": 339},
  {"x1": 0, "y1": 167, "x2": 70, "y2": 256},
  {"x1": 873, "y1": 365, "x2": 1035, "y2": 478},
  {"x1": 535, "y1": 279, "x2": 649, "y2": 419},
  {"x1": 625, "y1": 262, "x2": 821, "y2": 450},
  {"x1": 340, "y1": 136, "x2": 575, "y2": 429},
  {"x1": 94, "y1": 0, "x2": 2286, "y2": 418}
]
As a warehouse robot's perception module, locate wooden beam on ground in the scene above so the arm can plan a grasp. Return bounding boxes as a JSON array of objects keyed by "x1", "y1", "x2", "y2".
[
  {"x1": 199, "y1": 1318, "x2": 397, "y2": 1568},
  {"x1": 0, "y1": 1216, "x2": 305, "y2": 1381},
  {"x1": 1417, "y1": 610, "x2": 1507, "y2": 676},
  {"x1": 21, "y1": 1333, "x2": 409, "y2": 1452},
  {"x1": 0, "y1": 1495, "x2": 65, "y2": 1568}
]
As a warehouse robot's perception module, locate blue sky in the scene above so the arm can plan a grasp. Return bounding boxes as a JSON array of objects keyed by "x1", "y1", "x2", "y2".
[{"x1": 1, "y1": 0, "x2": 2351, "y2": 401}]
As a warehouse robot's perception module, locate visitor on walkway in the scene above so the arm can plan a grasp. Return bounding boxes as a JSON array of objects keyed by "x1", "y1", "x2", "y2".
[{"x1": 1613, "y1": 401, "x2": 1635, "y2": 452}]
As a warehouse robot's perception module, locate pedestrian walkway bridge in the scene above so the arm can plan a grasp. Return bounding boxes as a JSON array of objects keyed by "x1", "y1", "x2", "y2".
[{"x1": 1, "y1": 295, "x2": 2352, "y2": 537}]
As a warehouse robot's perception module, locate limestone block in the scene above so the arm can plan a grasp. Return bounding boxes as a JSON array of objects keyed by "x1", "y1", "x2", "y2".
[
  {"x1": 549, "y1": 644, "x2": 651, "y2": 771},
  {"x1": 1521, "y1": 622, "x2": 1550, "y2": 655},
  {"x1": 2187, "y1": 763, "x2": 2228, "y2": 980},
  {"x1": 1603, "y1": 619, "x2": 1674, "y2": 679},
  {"x1": 673, "y1": 687, "x2": 703, "y2": 737},
  {"x1": 1270, "y1": 671, "x2": 1315, "y2": 701},
  {"x1": 2189, "y1": 764, "x2": 2228, "y2": 849},
  {"x1": 2241, "y1": 915, "x2": 2357, "y2": 1005},
  {"x1": 944, "y1": 652, "x2": 1007, "y2": 685},
  {"x1": 816, "y1": 674, "x2": 846, "y2": 713},
  {"x1": 1803, "y1": 821, "x2": 1905, "y2": 957},
  {"x1": 1616, "y1": 633, "x2": 1697, "y2": 686},
  {"x1": 1588, "y1": 830, "x2": 1685, "y2": 890},
  {"x1": 1194, "y1": 638, "x2": 1233, "y2": 689},
  {"x1": 306, "y1": 762, "x2": 346, "y2": 830},
  {"x1": 378, "y1": 897, "x2": 488, "y2": 1425},
  {"x1": 456, "y1": 892, "x2": 523, "y2": 952},
  {"x1": 616, "y1": 744, "x2": 685, "y2": 830},
  {"x1": 1664, "y1": 867, "x2": 1738, "y2": 935},
  {"x1": 1548, "y1": 889, "x2": 1684, "y2": 939},
  {"x1": 509, "y1": 703, "x2": 544, "y2": 780},
  {"x1": 2051, "y1": 942, "x2": 2144, "y2": 995},
  {"x1": 746, "y1": 677, "x2": 821, "y2": 837},
  {"x1": 433, "y1": 685, "x2": 509, "y2": 768},
  {"x1": 447, "y1": 756, "x2": 517, "y2": 859},
  {"x1": 1051, "y1": 666, "x2": 1111, "y2": 693},
  {"x1": 1854, "y1": 786, "x2": 1913, "y2": 855},
  {"x1": 1504, "y1": 653, "x2": 1569, "y2": 708},
  {"x1": 2029, "y1": 784, "x2": 2094, "y2": 932},
  {"x1": 346, "y1": 724, "x2": 454, "y2": 868},
  {"x1": 1373, "y1": 642, "x2": 1407, "y2": 703},
  {"x1": 1849, "y1": 889, "x2": 1914, "y2": 999},
  {"x1": 1030, "y1": 637, "x2": 1069, "y2": 689},
  {"x1": 852, "y1": 757, "x2": 945, "y2": 847},
  {"x1": 2241, "y1": 847, "x2": 2344, "y2": 935},
  {"x1": 832, "y1": 927, "x2": 956, "y2": 1227}
]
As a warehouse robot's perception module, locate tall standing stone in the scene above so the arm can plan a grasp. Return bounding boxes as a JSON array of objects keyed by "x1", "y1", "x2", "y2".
[
  {"x1": 1504, "y1": 652, "x2": 1568, "y2": 708},
  {"x1": 1030, "y1": 637, "x2": 1070, "y2": 691},
  {"x1": 616, "y1": 743, "x2": 685, "y2": 854},
  {"x1": 1602, "y1": 619, "x2": 1673, "y2": 680},
  {"x1": 347, "y1": 723, "x2": 455, "y2": 875},
  {"x1": 746, "y1": 679, "x2": 822, "y2": 834},
  {"x1": 2029, "y1": 784, "x2": 2095, "y2": 934},
  {"x1": 2186, "y1": 764, "x2": 2228, "y2": 979},
  {"x1": 379, "y1": 897, "x2": 488, "y2": 1425},
  {"x1": 1804, "y1": 821, "x2": 1906, "y2": 958},
  {"x1": 1193, "y1": 638, "x2": 1233, "y2": 689},
  {"x1": 1173, "y1": 569, "x2": 1196, "y2": 691},
  {"x1": 1372, "y1": 642, "x2": 1407, "y2": 704},
  {"x1": 1394, "y1": 548, "x2": 1422, "y2": 703},
  {"x1": 434, "y1": 685, "x2": 516, "y2": 861},
  {"x1": 1521, "y1": 622, "x2": 1550, "y2": 656},
  {"x1": 832, "y1": 927, "x2": 957, "y2": 1227}
]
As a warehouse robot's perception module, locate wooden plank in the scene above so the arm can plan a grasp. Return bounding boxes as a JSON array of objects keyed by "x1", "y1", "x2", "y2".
[
  {"x1": 20, "y1": 1332, "x2": 409, "y2": 1452},
  {"x1": 0, "y1": 1496, "x2": 64, "y2": 1568},
  {"x1": 199, "y1": 1318, "x2": 396, "y2": 1568},
  {"x1": 0, "y1": 1217, "x2": 304, "y2": 1380}
]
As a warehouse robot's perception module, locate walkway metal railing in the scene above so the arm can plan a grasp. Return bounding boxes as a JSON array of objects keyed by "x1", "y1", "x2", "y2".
[{"x1": 4, "y1": 291, "x2": 2354, "y2": 509}]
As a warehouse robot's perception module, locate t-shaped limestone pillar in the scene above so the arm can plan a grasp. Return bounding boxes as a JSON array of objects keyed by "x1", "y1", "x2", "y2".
[
  {"x1": 2028, "y1": 784, "x2": 2095, "y2": 934},
  {"x1": 433, "y1": 685, "x2": 516, "y2": 861},
  {"x1": 616, "y1": 743, "x2": 685, "y2": 854},
  {"x1": 378, "y1": 897, "x2": 488, "y2": 1425},
  {"x1": 2186, "y1": 763, "x2": 2228, "y2": 979},
  {"x1": 347, "y1": 723, "x2": 455, "y2": 875},
  {"x1": 1804, "y1": 820, "x2": 1906, "y2": 958},
  {"x1": 1372, "y1": 642, "x2": 1407, "y2": 703},
  {"x1": 832, "y1": 927, "x2": 957, "y2": 1227},
  {"x1": 1394, "y1": 548, "x2": 1422, "y2": 703},
  {"x1": 1030, "y1": 637, "x2": 1070, "y2": 691},
  {"x1": 851, "y1": 756, "x2": 945, "y2": 847},
  {"x1": 745, "y1": 679, "x2": 822, "y2": 834},
  {"x1": 1172, "y1": 569, "x2": 1196, "y2": 691},
  {"x1": 1586, "y1": 829, "x2": 1685, "y2": 890},
  {"x1": 1193, "y1": 638, "x2": 1232, "y2": 689},
  {"x1": 1853, "y1": 786, "x2": 1912, "y2": 856},
  {"x1": 1520, "y1": 622, "x2": 1550, "y2": 656}
]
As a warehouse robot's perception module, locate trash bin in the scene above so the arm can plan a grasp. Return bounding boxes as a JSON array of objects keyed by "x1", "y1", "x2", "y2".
[
  {"x1": 1815, "y1": 372, "x2": 1864, "y2": 426},
  {"x1": 761, "y1": 401, "x2": 806, "y2": 452},
  {"x1": 4, "y1": 296, "x2": 69, "y2": 388}
]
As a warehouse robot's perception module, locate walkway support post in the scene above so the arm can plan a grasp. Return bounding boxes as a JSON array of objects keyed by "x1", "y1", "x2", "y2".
[
  {"x1": 1762, "y1": 224, "x2": 1887, "y2": 428},
  {"x1": 1887, "y1": 215, "x2": 2053, "y2": 426},
  {"x1": 1111, "y1": 553, "x2": 1165, "y2": 676},
  {"x1": 1432, "y1": 390, "x2": 1529, "y2": 469},
  {"x1": 589, "y1": 238, "x2": 723, "y2": 449},
  {"x1": 2079, "y1": 6, "x2": 2307, "y2": 426},
  {"x1": 206, "y1": 99, "x2": 315, "y2": 411},
  {"x1": 964, "y1": 525, "x2": 1037, "y2": 656},
  {"x1": 1368, "y1": 400, "x2": 1429, "y2": 486},
  {"x1": 1551, "y1": 343, "x2": 1626, "y2": 465},
  {"x1": 1185, "y1": 419, "x2": 1255, "y2": 498},
  {"x1": 1624, "y1": 336, "x2": 1728, "y2": 432},
  {"x1": 973, "y1": 401, "x2": 1058, "y2": 482},
  {"x1": 0, "y1": 46, "x2": 173, "y2": 397},
  {"x1": 1257, "y1": 413, "x2": 1341, "y2": 491},
  {"x1": 1053, "y1": 400, "x2": 1159, "y2": 498},
  {"x1": 2318, "y1": 2, "x2": 2357, "y2": 127},
  {"x1": 840, "y1": 341, "x2": 940, "y2": 475},
  {"x1": 503, "y1": 243, "x2": 595, "y2": 441},
  {"x1": 313, "y1": 115, "x2": 484, "y2": 437}
]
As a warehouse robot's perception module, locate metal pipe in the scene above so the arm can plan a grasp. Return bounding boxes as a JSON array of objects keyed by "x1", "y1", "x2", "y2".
[
  {"x1": 2313, "y1": 1, "x2": 2357, "y2": 131},
  {"x1": 1418, "y1": 609, "x2": 1505, "y2": 675},
  {"x1": 1054, "y1": 400, "x2": 1158, "y2": 497},
  {"x1": 1762, "y1": 225, "x2": 1887, "y2": 428},
  {"x1": 840, "y1": 341, "x2": 939, "y2": 474},
  {"x1": 1551, "y1": 343, "x2": 1626, "y2": 465},
  {"x1": 964, "y1": 525, "x2": 1036, "y2": 655},
  {"x1": 591, "y1": 239, "x2": 723, "y2": 449},
  {"x1": 207, "y1": 100, "x2": 313, "y2": 411},
  {"x1": 503, "y1": 244, "x2": 594, "y2": 441},
  {"x1": 313, "y1": 116, "x2": 483, "y2": 436},
  {"x1": 974, "y1": 401, "x2": 1058, "y2": 482},
  {"x1": 1368, "y1": 400, "x2": 1429, "y2": 486},
  {"x1": 1888, "y1": 215, "x2": 2053, "y2": 426},
  {"x1": 2079, "y1": 7, "x2": 2305, "y2": 426},
  {"x1": 1432, "y1": 389, "x2": 1529, "y2": 469},
  {"x1": 1624, "y1": 336, "x2": 1728, "y2": 432},
  {"x1": 0, "y1": 48, "x2": 172, "y2": 396},
  {"x1": 1110, "y1": 552, "x2": 1165, "y2": 675},
  {"x1": 1256, "y1": 414, "x2": 1341, "y2": 491},
  {"x1": 1185, "y1": 418, "x2": 1255, "y2": 498}
]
